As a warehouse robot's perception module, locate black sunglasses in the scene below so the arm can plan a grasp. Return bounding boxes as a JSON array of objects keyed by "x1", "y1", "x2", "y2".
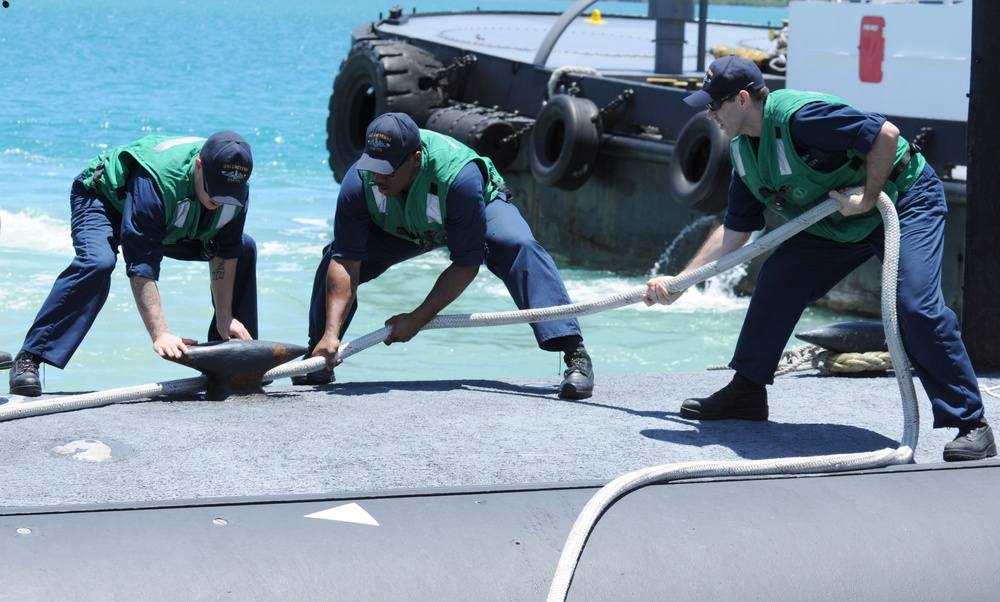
[
  {"x1": 366, "y1": 151, "x2": 417, "y2": 179},
  {"x1": 707, "y1": 92, "x2": 740, "y2": 113},
  {"x1": 707, "y1": 83, "x2": 756, "y2": 112}
]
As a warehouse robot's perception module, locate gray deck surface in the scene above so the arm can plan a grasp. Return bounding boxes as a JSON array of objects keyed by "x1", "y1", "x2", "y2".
[{"x1": 3, "y1": 369, "x2": 998, "y2": 509}]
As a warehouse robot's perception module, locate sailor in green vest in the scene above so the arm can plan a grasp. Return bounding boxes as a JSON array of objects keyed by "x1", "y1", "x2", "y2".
[
  {"x1": 643, "y1": 55, "x2": 994, "y2": 462},
  {"x1": 299, "y1": 112, "x2": 595, "y2": 399},
  {"x1": 9, "y1": 132, "x2": 258, "y2": 397}
]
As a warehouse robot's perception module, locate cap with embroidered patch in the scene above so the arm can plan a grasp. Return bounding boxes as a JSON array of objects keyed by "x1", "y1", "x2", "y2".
[
  {"x1": 357, "y1": 113, "x2": 422, "y2": 175},
  {"x1": 201, "y1": 131, "x2": 253, "y2": 206},
  {"x1": 684, "y1": 55, "x2": 765, "y2": 108}
]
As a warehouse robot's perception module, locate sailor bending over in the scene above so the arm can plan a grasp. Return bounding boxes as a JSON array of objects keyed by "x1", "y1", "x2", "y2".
[
  {"x1": 299, "y1": 112, "x2": 594, "y2": 399},
  {"x1": 9, "y1": 132, "x2": 258, "y2": 397}
]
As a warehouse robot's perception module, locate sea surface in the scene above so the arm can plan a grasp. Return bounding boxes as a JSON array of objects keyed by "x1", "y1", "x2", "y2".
[{"x1": 0, "y1": 0, "x2": 848, "y2": 394}]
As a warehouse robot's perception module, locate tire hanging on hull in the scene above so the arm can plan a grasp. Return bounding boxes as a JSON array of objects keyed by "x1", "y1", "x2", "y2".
[
  {"x1": 327, "y1": 40, "x2": 445, "y2": 183},
  {"x1": 668, "y1": 111, "x2": 732, "y2": 213},
  {"x1": 529, "y1": 94, "x2": 602, "y2": 192},
  {"x1": 425, "y1": 105, "x2": 520, "y2": 171}
]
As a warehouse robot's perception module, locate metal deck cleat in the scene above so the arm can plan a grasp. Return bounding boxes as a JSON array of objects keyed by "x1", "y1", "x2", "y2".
[{"x1": 164, "y1": 339, "x2": 307, "y2": 401}]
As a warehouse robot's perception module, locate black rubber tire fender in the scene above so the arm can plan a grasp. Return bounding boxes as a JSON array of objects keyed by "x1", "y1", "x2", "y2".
[
  {"x1": 528, "y1": 95, "x2": 602, "y2": 192},
  {"x1": 327, "y1": 41, "x2": 445, "y2": 183},
  {"x1": 668, "y1": 111, "x2": 732, "y2": 213},
  {"x1": 425, "y1": 105, "x2": 519, "y2": 171}
]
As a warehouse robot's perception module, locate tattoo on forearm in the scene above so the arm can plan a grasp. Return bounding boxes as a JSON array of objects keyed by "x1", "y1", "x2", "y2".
[
  {"x1": 136, "y1": 285, "x2": 157, "y2": 312},
  {"x1": 133, "y1": 279, "x2": 168, "y2": 336},
  {"x1": 148, "y1": 314, "x2": 169, "y2": 336},
  {"x1": 211, "y1": 260, "x2": 225, "y2": 281}
]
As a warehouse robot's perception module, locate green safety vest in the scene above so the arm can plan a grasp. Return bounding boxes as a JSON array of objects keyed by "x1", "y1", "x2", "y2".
[
  {"x1": 82, "y1": 135, "x2": 244, "y2": 245},
  {"x1": 730, "y1": 89, "x2": 923, "y2": 242},
  {"x1": 360, "y1": 130, "x2": 504, "y2": 248}
]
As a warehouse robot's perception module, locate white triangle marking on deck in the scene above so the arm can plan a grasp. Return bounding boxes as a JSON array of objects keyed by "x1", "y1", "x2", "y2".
[{"x1": 305, "y1": 502, "x2": 380, "y2": 526}]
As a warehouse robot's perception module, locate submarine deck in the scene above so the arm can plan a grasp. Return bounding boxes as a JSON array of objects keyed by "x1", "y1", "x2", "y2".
[
  {"x1": 4, "y1": 370, "x2": 1000, "y2": 601},
  {"x1": 3, "y1": 369, "x2": 998, "y2": 508}
]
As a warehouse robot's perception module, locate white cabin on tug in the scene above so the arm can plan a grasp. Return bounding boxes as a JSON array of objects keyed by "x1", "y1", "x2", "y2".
[{"x1": 789, "y1": 0, "x2": 971, "y2": 173}]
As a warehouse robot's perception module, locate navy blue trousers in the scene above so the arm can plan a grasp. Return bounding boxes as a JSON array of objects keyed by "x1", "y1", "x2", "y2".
[
  {"x1": 21, "y1": 179, "x2": 259, "y2": 369},
  {"x1": 307, "y1": 196, "x2": 581, "y2": 351},
  {"x1": 731, "y1": 165, "x2": 982, "y2": 428}
]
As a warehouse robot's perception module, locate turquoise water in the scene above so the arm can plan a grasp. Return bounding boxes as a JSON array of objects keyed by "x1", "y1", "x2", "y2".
[{"x1": 0, "y1": 0, "x2": 843, "y2": 394}]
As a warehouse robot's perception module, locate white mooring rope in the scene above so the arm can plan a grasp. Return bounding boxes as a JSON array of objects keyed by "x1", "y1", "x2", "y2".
[
  {"x1": 0, "y1": 196, "x2": 851, "y2": 422},
  {"x1": 0, "y1": 191, "x2": 922, "y2": 602},
  {"x1": 545, "y1": 192, "x2": 919, "y2": 602}
]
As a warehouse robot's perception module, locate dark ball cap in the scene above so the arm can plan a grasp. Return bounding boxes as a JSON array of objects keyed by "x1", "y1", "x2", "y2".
[
  {"x1": 357, "y1": 112, "x2": 422, "y2": 175},
  {"x1": 684, "y1": 55, "x2": 765, "y2": 108},
  {"x1": 201, "y1": 131, "x2": 253, "y2": 206}
]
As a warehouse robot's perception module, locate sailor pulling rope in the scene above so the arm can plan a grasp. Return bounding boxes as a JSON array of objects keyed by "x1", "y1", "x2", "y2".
[
  {"x1": 1, "y1": 195, "x2": 849, "y2": 422},
  {"x1": 545, "y1": 190, "x2": 919, "y2": 602},
  {"x1": 0, "y1": 192, "x2": 923, "y2": 602}
]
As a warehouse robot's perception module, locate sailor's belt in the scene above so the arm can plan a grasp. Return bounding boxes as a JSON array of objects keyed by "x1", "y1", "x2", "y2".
[
  {"x1": 89, "y1": 159, "x2": 128, "y2": 200},
  {"x1": 889, "y1": 144, "x2": 919, "y2": 184}
]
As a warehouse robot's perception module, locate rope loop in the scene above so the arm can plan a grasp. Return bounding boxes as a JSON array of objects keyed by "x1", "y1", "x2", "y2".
[
  {"x1": 824, "y1": 350, "x2": 893, "y2": 374},
  {"x1": 545, "y1": 191, "x2": 921, "y2": 602},
  {"x1": 772, "y1": 344, "x2": 893, "y2": 377},
  {"x1": 545, "y1": 65, "x2": 602, "y2": 100}
]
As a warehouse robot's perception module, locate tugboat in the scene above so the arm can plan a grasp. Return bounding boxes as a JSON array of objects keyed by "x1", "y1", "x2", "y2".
[{"x1": 324, "y1": 0, "x2": 972, "y2": 317}]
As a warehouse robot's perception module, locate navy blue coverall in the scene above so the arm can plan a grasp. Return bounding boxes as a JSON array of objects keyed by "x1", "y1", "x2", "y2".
[
  {"x1": 306, "y1": 161, "x2": 581, "y2": 351},
  {"x1": 20, "y1": 166, "x2": 258, "y2": 370},
  {"x1": 726, "y1": 102, "x2": 982, "y2": 429}
]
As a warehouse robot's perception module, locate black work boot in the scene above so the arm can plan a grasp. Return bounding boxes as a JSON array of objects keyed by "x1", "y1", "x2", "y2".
[
  {"x1": 943, "y1": 417, "x2": 997, "y2": 462},
  {"x1": 0, "y1": 350, "x2": 12, "y2": 371},
  {"x1": 291, "y1": 347, "x2": 335, "y2": 386},
  {"x1": 680, "y1": 372, "x2": 768, "y2": 421},
  {"x1": 559, "y1": 342, "x2": 594, "y2": 400},
  {"x1": 291, "y1": 368, "x2": 335, "y2": 386},
  {"x1": 9, "y1": 350, "x2": 42, "y2": 397}
]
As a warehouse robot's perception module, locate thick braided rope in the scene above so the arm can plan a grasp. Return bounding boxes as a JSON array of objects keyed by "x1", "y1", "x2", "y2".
[
  {"x1": 0, "y1": 197, "x2": 848, "y2": 422},
  {"x1": 772, "y1": 345, "x2": 893, "y2": 376},
  {"x1": 546, "y1": 192, "x2": 921, "y2": 602},
  {"x1": 0, "y1": 377, "x2": 208, "y2": 421},
  {"x1": 268, "y1": 197, "x2": 851, "y2": 381},
  {"x1": 547, "y1": 65, "x2": 603, "y2": 99},
  {"x1": 825, "y1": 351, "x2": 893, "y2": 373}
]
